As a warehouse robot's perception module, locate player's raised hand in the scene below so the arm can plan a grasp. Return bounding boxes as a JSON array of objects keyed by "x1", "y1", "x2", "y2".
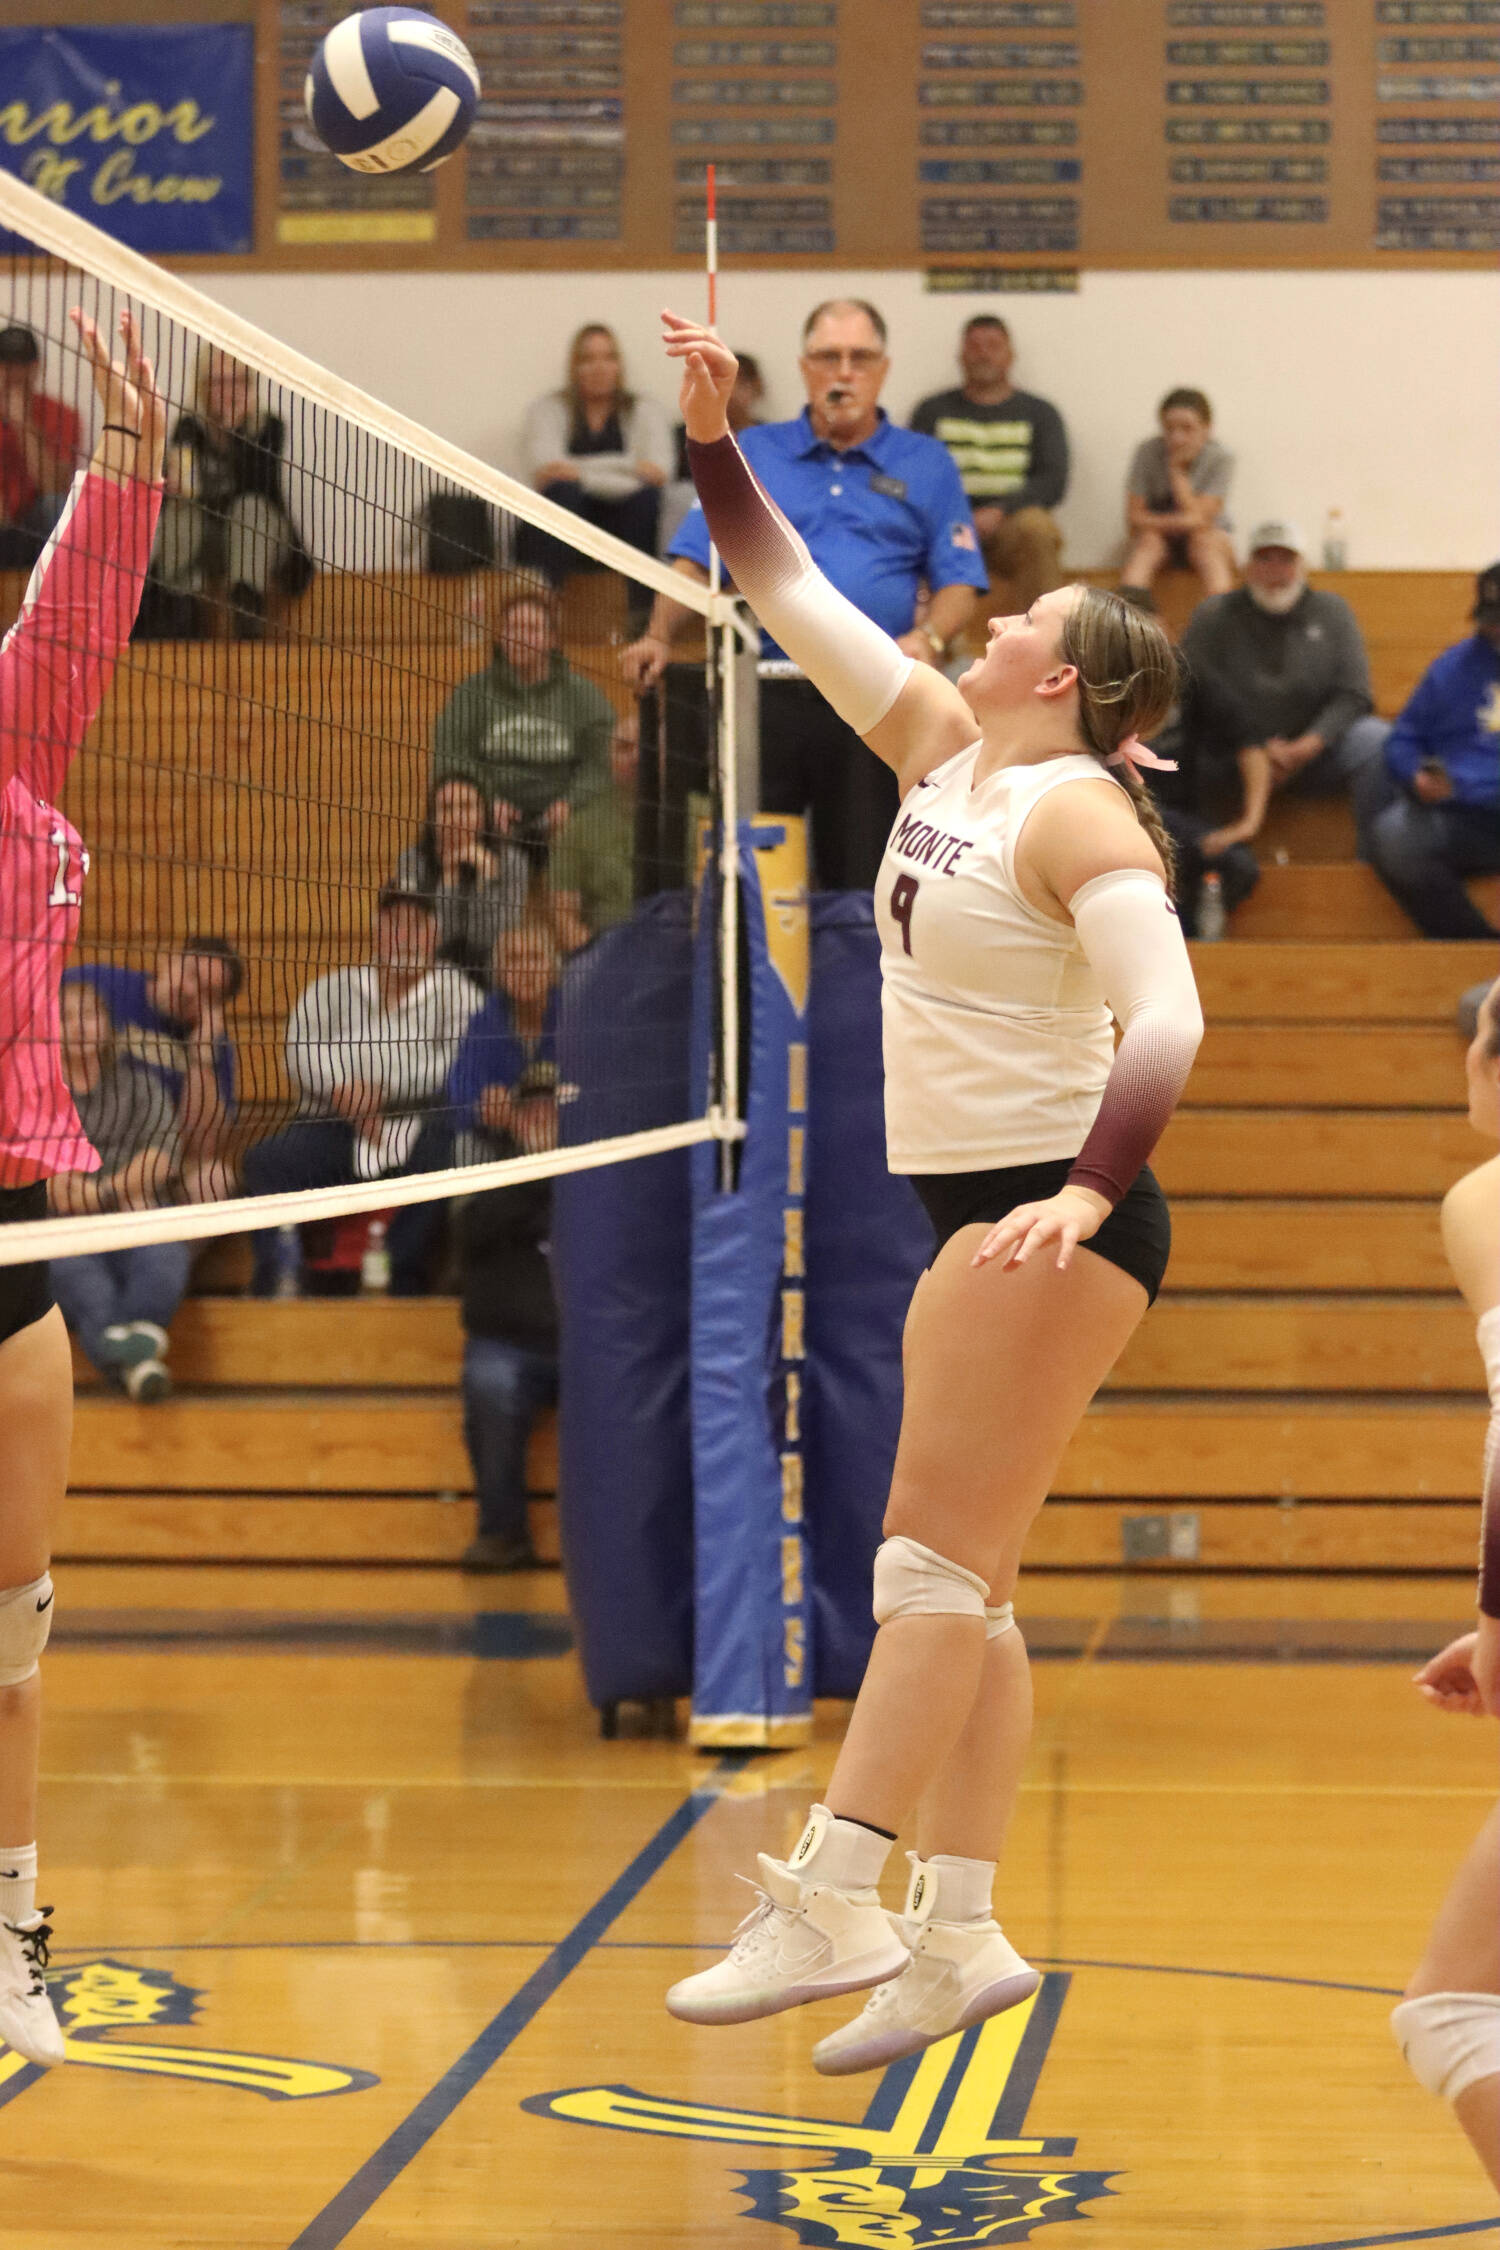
[
  {"x1": 661, "y1": 310, "x2": 738, "y2": 444},
  {"x1": 73, "y1": 306, "x2": 167, "y2": 485},
  {"x1": 971, "y1": 1187, "x2": 1108, "y2": 1276}
]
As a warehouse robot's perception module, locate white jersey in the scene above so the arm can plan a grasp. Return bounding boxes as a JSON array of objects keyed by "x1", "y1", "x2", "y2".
[{"x1": 873, "y1": 746, "x2": 1128, "y2": 1174}]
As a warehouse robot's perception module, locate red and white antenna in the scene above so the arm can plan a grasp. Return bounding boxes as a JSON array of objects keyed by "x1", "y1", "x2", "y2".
[{"x1": 705, "y1": 162, "x2": 718, "y2": 328}]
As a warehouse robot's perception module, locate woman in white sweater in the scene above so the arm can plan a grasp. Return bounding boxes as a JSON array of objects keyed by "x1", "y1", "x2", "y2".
[{"x1": 517, "y1": 324, "x2": 672, "y2": 586}]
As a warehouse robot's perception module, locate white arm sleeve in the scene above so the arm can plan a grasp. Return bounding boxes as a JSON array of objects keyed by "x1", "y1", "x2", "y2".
[
  {"x1": 1066, "y1": 868, "x2": 1204, "y2": 1206},
  {"x1": 686, "y1": 432, "x2": 913, "y2": 735},
  {"x1": 1478, "y1": 1309, "x2": 1500, "y2": 1620}
]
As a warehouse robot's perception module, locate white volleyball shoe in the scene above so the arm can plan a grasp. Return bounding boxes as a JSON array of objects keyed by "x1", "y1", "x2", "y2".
[
  {"x1": 665, "y1": 1852, "x2": 911, "y2": 2028},
  {"x1": 0, "y1": 1910, "x2": 66, "y2": 2068},
  {"x1": 812, "y1": 1856, "x2": 1039, "y2": 2076}
]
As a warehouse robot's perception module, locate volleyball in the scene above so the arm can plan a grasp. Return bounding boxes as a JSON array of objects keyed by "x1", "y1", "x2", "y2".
[{"x1": 304, "y1": 7, "x2": 480, "y2": 177}]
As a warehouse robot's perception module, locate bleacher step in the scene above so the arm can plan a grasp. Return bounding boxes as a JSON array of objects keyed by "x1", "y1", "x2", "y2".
[
  {"x1": 1187, "y1": 1024, "x2": 1465, "y2": 1108},
  {"x1": 71, "y1": 1291, "x2": 1480, "y2": 1396},
  {"x1": 1167, "y1": 1201, "x2": 1444, "y2": 1290},
  {"x1": 1155, "y1": 1109, "x2": 1480, "y2": 1198}
]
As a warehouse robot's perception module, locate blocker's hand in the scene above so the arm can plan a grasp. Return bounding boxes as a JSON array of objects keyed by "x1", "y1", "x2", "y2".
[
  {"x1": 74, "y1": 306, "x2": 167, "y2": 485},
  {"x1": 971, "y1": 1186, "x2": 1110, "y2": 1276},
  {"x1": 661, "y1": 311, "x2": 738, "y2": 444}
]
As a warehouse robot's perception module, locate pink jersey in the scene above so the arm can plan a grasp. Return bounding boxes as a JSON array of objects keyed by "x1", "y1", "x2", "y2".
[{"x1": 0, "y1": 471, "x2": 161, "y2": 1185}]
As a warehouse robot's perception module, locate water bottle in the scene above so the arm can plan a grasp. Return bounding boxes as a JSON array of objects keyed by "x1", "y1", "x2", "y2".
[
  {"x1": 361, "y1": 1218, "x2": 391, "y2": 1295},
  {"x1": 272, "y1": 1222, "x2": 301, "y2": 1300},
  {"x1": 1197, "y1": 870, "x2": 1227, "y2": 942},
  {"x1": 1321, "y1": 507, "x2": 1347, "y2": 571}
]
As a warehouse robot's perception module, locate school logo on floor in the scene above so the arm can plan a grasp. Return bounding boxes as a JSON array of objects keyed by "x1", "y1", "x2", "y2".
[
  {"x1": 528, "y1": 1972, "x2": 1113, "y2": 2246},
  {"x1": 0, "y1": 1958, "x2": 377, "y2": 2109}
]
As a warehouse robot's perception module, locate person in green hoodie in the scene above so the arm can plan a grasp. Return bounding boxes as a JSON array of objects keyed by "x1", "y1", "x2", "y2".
[{"x1": 431, "y1": 582, "x2": 615, "y2": 860}]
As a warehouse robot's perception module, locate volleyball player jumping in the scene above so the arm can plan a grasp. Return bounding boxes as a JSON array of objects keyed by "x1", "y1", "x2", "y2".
[
  {"x1": 1391, "y1": 976, "x2": 1500, "y2": 2188},
  {"x1": 660, "y1": 314, "x2": 1203, "y2": 2073},
  {"x1": 0, "y1": 312, "x2": 164, "y2": 2065}
]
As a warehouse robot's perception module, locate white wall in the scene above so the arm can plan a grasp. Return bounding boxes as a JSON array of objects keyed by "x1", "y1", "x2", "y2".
[{"x1": 166, "y1": 265, "x2": 1500, "y2": 570}]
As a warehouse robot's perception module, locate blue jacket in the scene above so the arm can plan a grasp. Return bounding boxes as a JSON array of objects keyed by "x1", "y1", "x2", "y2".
[
  {"x1": 449, "y1": 989, "x2": 558, "y2": 1141},
  {"x1": 1384, "y1": 635, "x2": 1500, "y2": 809}
]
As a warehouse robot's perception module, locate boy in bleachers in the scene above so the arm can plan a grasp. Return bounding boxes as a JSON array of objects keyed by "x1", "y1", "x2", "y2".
[
  {"x1": 448, "y1": 921, "x2": 562, "y2": 1572},
  {"x1": 47, "y1": 982, "x2": 192, "y2": 1404}
]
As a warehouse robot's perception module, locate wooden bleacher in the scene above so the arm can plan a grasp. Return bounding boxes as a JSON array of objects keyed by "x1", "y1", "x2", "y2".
[{"x1": 39, "y1": 565, "x2": 1500, "y2": 1576}]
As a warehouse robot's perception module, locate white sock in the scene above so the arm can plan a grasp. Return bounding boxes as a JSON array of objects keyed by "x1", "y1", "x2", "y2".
[
  {"x1": 787, "y1": 1803, "x2": 893, "y2": 1892},
  {"x1": 0, "y1": 1844, "x2": 38, "y2": 1927},
  {"x1": 916, "y1": 1852, "x2": 996, "y2": 1924}
]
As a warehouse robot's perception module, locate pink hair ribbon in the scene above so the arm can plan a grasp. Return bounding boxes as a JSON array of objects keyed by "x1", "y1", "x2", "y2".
[{"x1": 1106, "y1": 733, "x2": 1177, "y2": 785}]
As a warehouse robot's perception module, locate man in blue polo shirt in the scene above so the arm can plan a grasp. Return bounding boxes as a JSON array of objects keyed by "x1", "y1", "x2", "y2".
[
  {"x1": 622, "y1": 298, "x2": 988, "y2": 889},
  {"x1": 1357, "y1": 560, "x2": 1500, "y2": 937}
]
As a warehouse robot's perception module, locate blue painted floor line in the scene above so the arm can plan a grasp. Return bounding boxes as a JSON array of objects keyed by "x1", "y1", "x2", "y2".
[{"x1": 284, "y1": 1757, "x2": 738, "y2": 2250}]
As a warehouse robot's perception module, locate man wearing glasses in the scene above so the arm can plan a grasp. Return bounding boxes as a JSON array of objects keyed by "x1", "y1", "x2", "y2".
[{"x1": 622, "y1": 299, "x2": 987, "y2": 890}]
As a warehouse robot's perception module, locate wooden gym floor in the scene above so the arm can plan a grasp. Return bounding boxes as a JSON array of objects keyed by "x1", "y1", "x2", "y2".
[{"x1": 5, "y1": 1561, "x2": 1496, "y2": 2248}]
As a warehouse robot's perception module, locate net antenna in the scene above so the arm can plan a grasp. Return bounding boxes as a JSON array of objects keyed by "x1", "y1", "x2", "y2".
[
  {"x1": 0, "y1": 167, "x2": 745, "y2": 1266},
  {"x1": 701, "y1": 161, "x2": 740, "y2": 1192}
]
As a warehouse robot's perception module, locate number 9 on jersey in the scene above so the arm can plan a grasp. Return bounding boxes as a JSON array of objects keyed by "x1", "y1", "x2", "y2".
[{"x1": 890, "y1": 872, "x2": 919, "y2": 956}]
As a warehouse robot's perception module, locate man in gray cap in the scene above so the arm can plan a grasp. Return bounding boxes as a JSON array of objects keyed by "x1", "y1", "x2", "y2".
[
  {"x1": 1174, "y1": 519, "x2": 1388, "y2": 874},
  {"x1": 0, "y1": 323, "x2": 80, "y2": 567}
]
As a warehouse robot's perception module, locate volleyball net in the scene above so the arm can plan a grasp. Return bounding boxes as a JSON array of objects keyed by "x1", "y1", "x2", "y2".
[{"x1": 0, "y1": 170, "x2": 747, "y2": 1273}]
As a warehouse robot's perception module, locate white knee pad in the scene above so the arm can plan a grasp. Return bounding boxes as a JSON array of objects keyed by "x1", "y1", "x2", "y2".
[
  {"x1": 1391, "y1": 1991, "x2": 1500, "y2": 2105},
  {"x1": 985, "y1": 1602, "x2": 1016, "y2": 1641},
  {"x1": 0, "y1": 1574, "x2": 54, "y2": 1687},
  {"x1": 872, "y1": 1536, "x2": 988, "y2": 1627}
]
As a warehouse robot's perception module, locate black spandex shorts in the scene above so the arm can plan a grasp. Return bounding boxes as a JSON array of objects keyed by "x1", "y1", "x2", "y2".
[
  {"x1": 911, "y1": 1158, "x2": 1172, "y2": 1306},
  {"x1": 0, "y1": 1182, "x2": 55, "y2": 1345}
]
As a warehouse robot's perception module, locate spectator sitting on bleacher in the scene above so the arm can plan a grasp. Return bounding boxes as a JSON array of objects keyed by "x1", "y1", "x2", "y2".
[
  {"x1": 66, "y1": 937, "x2": 242, "y2": 1207},
  {"x1": 432, "y1": 582, "x2": 614, "y2": 866},
  {"x1": 909, "y1": 314, "x2": 1069, "y2": 618},
  {"x1": 1177, "y1": 521, "x2": 1389, "y2": 869},
  {"x1": 1358, "y1": 560, "x2": 1500, "y2": 939},
  {"x1": 242, "y1": 886, "x2": 481, "y2": 1296},
  {"x1": 547, "y1": 707, "x2": 639, "y2": 951},
  {"x1": 449, "y1": 921, "x2": 562, "y2": 1572},
  {"x1": 1144, "y1": 668, "x2": 1263, "y2": 938},
  {"x1": 395, "y1": 773, "x2": 529, "y2": 983},
  {"x1": 1121, "y1": 387, "x2": 1236, "y2": 608},
  {"x1": 516, "y1": 323, "x2": 673, "y2": 589},
  {"x1": 450, "y1": 922, "x2": 561, "y2": 1169},
  {"x1": 138, "y1": 347, "x2": 312, "y2": 641},
  {"x1": 0, "y1": 323, "x2": 79, "y2": 569},
  {"x1": 47, "y1": 982, "x2": 192, "y2": 1405}
]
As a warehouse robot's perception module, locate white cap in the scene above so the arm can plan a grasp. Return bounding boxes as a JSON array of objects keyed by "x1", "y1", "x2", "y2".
[{"x1": 1247, "y1": 518, "x2": 1307, "y2": 557}]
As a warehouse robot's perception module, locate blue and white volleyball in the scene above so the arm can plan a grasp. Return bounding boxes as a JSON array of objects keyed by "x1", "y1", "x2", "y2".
[{"x1": 305, "y1": 8, "x2": 480, "y2": 176}]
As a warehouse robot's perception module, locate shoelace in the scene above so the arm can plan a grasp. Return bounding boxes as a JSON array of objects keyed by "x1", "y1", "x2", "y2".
[
  {"x1": 726, "y1": 1873, "x2": 787, "y2": 1962},
  {"x1": 7, "y1": 1912, "x2": 54, "y2": 1997}
]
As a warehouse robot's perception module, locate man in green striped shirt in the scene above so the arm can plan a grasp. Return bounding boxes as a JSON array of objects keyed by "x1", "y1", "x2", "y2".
[{"x1": 910, "y1": 316, "x2": 1069, "y2": 621}]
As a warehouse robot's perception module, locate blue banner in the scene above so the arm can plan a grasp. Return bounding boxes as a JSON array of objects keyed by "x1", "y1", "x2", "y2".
[{"x1": 0, "y1": 26, "x2": 253, "y2": 256}]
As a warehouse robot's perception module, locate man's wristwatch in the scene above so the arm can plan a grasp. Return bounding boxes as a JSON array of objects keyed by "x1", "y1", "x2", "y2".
[{"x1": 921, "y1": 626, "x2": 948, "y2": 660}]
